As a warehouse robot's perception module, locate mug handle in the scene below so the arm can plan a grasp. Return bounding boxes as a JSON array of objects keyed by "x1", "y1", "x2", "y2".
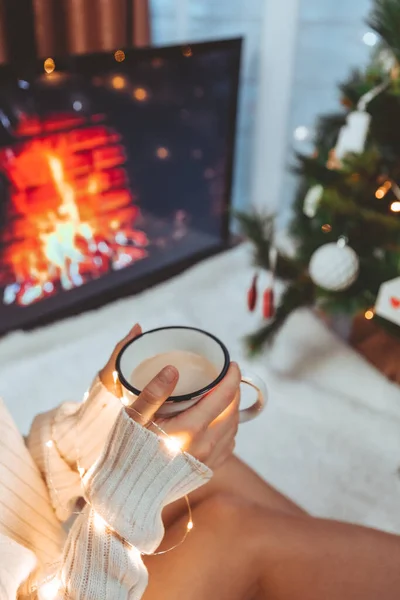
[{"x1": 239, "y1": 372, "x2": 267, "y2": 423}]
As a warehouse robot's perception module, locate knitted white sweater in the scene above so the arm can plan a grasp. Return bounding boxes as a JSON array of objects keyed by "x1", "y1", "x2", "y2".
[{"x1": 0, "y1": 377, "x2": 211, "y2": 599}]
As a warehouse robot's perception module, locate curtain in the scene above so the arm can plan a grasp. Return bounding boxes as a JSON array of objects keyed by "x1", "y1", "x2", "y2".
[
  {"x1": 34, "y1": 0, "x2": 151, "y2": 56},
  {"x1": 0, "y1": 0, "x2": 151, "y2": 64}
]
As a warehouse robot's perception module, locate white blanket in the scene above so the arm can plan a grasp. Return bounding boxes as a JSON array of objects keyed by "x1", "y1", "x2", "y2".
[{"x1": 1, "y1": 243, "x2": 399, "y2": 533}]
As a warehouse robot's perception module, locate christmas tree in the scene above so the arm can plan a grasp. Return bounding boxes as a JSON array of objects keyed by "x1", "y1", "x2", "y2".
[{"x1": 236, "y1": 0, "x2": 400, "y2": 356}]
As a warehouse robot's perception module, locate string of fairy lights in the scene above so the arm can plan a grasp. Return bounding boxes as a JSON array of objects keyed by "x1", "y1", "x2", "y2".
[{"x1": 33, "y1": 370, "x2": 199, "y2": 600}]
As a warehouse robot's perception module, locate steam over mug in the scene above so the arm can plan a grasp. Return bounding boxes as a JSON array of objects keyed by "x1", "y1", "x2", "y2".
[{"x1": 116, "y1": 326, "x2": 267, "y2": 422}]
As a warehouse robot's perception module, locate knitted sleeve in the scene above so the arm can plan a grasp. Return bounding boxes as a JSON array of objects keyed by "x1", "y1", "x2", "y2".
[
  {"x1": 0, "y1": 535, "x2": 37, "y2": 599},
  {"x1": 27, "y1": 376, "x2": 122, "y2": 521},
  {"x1": 42, "y1": 410, "x2": 212, "y2": 599},
  {"x1": 0, "y1": 398, "x2": 66, "y2": 598}
]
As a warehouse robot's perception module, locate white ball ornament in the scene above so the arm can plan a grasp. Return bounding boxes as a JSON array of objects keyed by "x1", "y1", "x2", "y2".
[{"x1": 309, "y1": 242, "x2": 359, "y2": 291}]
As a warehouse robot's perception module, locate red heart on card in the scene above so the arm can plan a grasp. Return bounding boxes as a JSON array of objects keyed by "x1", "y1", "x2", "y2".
[{"x1": 390, "y1": 296, "x2": 400, "y2": 309}]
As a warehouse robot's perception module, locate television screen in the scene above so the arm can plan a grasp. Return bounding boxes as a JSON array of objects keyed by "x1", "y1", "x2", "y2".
[{"x1": 0, "y1": 39, "x2": 241, "y2": 335}]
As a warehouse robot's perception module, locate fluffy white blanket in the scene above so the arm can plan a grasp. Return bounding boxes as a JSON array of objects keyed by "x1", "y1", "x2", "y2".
[{"x1": 1, "y1": 244, "x2": 399, "y2": 533}]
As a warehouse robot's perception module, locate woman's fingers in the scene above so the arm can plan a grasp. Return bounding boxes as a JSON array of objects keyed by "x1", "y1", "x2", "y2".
[
  {"x1": 160, "y1": 362, "x2": 241, "y2": 469},
  {"x1": 99, "y1": 324, "x2": 142, "y2": 393},
  {"x1": 126, "y1": 365, "x2": 179, "y2": 426},
  {"x1": 209, "y1": 387, "x2": 240, "y2": 428},
  {"x1": 113, "y1": 323, "x2": 142, "y2": 359},
  {"x1": 176, "y1": 362, "x2": 241, "y2": 435},
  {"x1": 187, "y1": 393, "x2": 239, "y2": 462}
]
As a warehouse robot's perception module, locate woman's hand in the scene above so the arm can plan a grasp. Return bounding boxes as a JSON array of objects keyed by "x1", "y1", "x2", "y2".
[
  {"x1": 99, "y1": 323, "x2": 142, "y2": 393},
  {"x1": 99, "y1": 324, "x2": 241, "y2": 470},
  {"x1": 127, "y1": 361, "x2": 241, "y2": 471}
]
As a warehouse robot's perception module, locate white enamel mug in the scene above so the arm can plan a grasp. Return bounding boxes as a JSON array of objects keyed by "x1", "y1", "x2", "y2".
[{"x1": 116, "y1": 326, "x2": 267, "y2": 423}]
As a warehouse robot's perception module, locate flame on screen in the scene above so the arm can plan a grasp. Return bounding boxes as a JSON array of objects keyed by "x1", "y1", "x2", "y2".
[{"x1": 0, "y1": 112, "x2": 148, "y2": 306}]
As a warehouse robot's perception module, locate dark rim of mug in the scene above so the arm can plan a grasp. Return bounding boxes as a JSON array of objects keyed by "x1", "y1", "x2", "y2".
[{"x1": 115, "y1": 325, "x2": 230, "y2": 402}]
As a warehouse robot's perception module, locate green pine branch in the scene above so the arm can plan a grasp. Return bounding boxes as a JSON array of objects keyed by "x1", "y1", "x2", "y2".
[
  {"x1": 368, "y1": 0, "x2": 400, "y2": 63},
  {"x1": 233, "y1": 210, "x2": 273, "y2": 269},
  {"x1": 246, "y1": 276, "x2": 315, "y2": 354},
  {"x1": 234, "y1": 211, "x2": 303, "y2": 279},
  {"x1": 320, "y1": 189, "x2": 400, "y2": 231}
]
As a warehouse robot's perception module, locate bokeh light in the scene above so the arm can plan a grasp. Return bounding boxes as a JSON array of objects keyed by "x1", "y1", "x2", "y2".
[
  {"x1": 111, "y1": 75, "x2": 127, "y2": 90},
  {"x1": 73, "y1": 100, "x2": 83, "y2": 112},
  {"x1": 192, "y1": 148, "x2": 203, "y2": 159},
  {"x1": 390, "y1": 201, "x2": 400, "y2": 212},
  {"x1": 364, "y1": 309, "x2": 374, "y2": 320},
  {"x1": 114, "y1": 49, "x2": 125, "y2": 62},
  {"x1": 156, "y1": 147, "x2": 169, "y2": 159},
  {"x1": 44, "y1": 58, "x2": 55, "y2": 74},
  {"x1": 293, "y1": 126, "x2": 310, "y2": 141},
  {"x1": 375, "y1": 180, "x2": 391, "y2": 199},
  {"x1": 151, "y1": 57, "x2": 164, "y2": 68},
  {"x1": 321, "y1": 224, "x2": 332, "y2": 233},
  {"x1": 182, "y1": 45, "x2": 193, "y2": 58},
  {"x1": 133, "y1": 87, "x2": 148, "y2": 101},
  {"x1": 363, "y1": 32, "x2": 378, "y2": 47}
]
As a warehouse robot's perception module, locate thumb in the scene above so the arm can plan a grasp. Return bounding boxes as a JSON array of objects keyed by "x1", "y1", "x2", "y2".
[{"x1": 125, "y1": 365, "x2": 179, "y2": 426}]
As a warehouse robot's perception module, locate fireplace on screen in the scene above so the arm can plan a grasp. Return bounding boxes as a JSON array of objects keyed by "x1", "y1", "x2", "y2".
[{"x1": 0, "y1": 39, "x2": 241, "y2": 335}]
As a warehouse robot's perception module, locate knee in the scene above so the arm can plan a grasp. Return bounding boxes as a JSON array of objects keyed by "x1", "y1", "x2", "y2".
[{"x1": 195, "y1": 492, "x2": 266, "y2": 536}]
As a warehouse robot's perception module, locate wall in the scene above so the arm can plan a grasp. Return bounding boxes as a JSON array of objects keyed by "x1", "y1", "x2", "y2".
[{"x1": 278, "y1": 0, "x2": 374, "y2": 225}]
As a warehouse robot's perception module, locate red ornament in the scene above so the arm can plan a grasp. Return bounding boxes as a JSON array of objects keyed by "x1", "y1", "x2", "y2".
[
  {"x1": 262, "y1": 287, "x2": 275, "y2": 319},
  {"x1": 247, "y1": 274, "x2": 258, "y2": 312},
  {"x1": 390, "y1": 296, "x2": 400, "y2": 309}
]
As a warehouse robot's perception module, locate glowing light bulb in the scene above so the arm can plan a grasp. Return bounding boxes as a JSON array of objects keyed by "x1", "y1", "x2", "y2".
[
  {"x1": 163, "y1": 436, "x2": 182, "y2": 454},
  {"x1": 187, "y1": 520, "x2": 194, "y2": 531},
  {"x1": 93, "y1": 511, "x2": 107, "y2": 532},
  {"x1": 390, "y1": 201, "x2": 400, "y2": 212},
  {"x1": 365, "y1": 309, "x2": 374, "y2": 320},
  {"x1": 114, "y1": 49, "x2": 125, "y2": 62},
  {"x1": 375, "y1": 180, "x2": 392, "y2": 199},
  {"x1": 39, "y1": 577, "x2": 60, "y2": 600},
  {"x1": 45, "y1": 440, "x2": 53, "y2": 448},
  {"x1": 128, "y1": 544, "x2": 139, "y2": 561},
  {"x1": 44, "y1": 58, "x2": 55, "y2": 74},
  {"x1": 182, "y1": 45, "x2": 193, "y2": 57}
]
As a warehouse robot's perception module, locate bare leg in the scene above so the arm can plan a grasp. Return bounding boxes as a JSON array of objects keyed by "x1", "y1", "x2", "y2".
[
  {"x1": 144, "y1": 494, "x2": 400, "y2": 600},
  {"x1": 162, "y1": 454, "x2": 305, "y2": 528}
]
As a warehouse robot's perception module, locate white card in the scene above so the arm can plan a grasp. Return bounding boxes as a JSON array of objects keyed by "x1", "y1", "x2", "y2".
[
  {"x1": 375, "y1": 276, "x2": 400, "y2": 327},
  {"x1": 335, "y1": 111, "x2": 371, "y2": 160}
]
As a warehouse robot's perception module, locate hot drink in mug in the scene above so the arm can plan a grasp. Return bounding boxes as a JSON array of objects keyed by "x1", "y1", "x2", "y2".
[{"x1": 116, "y1": 326, "x2": 267, "y2": 422}]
